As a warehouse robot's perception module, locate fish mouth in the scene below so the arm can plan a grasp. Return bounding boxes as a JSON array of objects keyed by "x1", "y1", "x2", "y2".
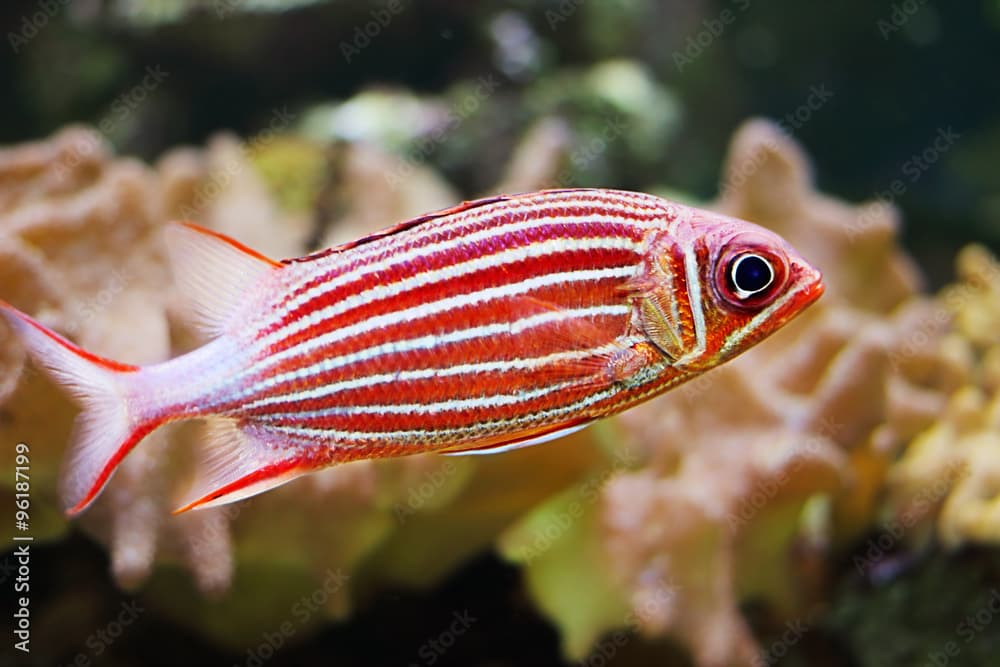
[{"x1": 798, "y1": 265, "x2": 825, "y2": 308}]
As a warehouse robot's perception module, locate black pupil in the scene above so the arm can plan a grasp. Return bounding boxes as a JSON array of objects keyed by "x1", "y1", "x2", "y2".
[{"x1": 732, "y1": 255, "x2": 772, "y2": 294}]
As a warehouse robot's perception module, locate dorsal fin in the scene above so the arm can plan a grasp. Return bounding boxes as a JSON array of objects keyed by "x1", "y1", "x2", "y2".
[
  {"x1": 282, "y1": 189, "x2": 609, "y2": 266},
  {"x1": 285, "y1": 194, "x2": 513, "y2": 265},
  {"x1": 164, "y1": 222, "x2": 283, "y2": 337}
]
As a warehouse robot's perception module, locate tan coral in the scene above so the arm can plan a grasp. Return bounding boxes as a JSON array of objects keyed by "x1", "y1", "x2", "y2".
[
  {"x1": 497, "y1": 118, "x2": 960, "y2": 666},
  {"x1": 0, "y1": 130, "x2": 205, "y2": 587},
  {"x1": 601, "y1": 429, "x2": 845, "y2": 665},
  {"x1": 602, "y1": 120, "x2": 960, "y2": 663},
  {"x1": 0, "y1": 127, "x2": 313, "y2": 593},
  {"x1": 0, "y1": 117, "x2": 605, "y2": 640},
  {"x1": 316, "y1": 141, "x2": 459, "y2": 249},
  {"x1": 2, "y1": 114, "x2": 969, "y2": 667},
  {"x1": 888, "y1": 245, "x2": 1000, "y2": 547}
]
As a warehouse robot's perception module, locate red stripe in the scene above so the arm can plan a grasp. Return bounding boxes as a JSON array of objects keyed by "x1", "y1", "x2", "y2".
[
  {"x1": 214, "y1": 189, "x2": 685, "y2": 453},
  {"x1": 264, "y1": 201, "x2": 659, "y2": 338},
  {"x1": 263, "y1": 239, "x2": 637, "y2": 365},
  {"x1": 244, "y1": 307, "x2": 629, "y2": 420}
]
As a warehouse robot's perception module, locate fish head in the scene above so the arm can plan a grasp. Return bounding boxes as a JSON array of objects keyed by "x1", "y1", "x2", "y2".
[{"x1": 634, "y1": 207, "x2": 824, "y2": 371}]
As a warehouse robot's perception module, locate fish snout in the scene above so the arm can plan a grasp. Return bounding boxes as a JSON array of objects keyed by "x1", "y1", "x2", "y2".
[{"x1": 790, "y1": 257, "x2": 825, "y2": 307}]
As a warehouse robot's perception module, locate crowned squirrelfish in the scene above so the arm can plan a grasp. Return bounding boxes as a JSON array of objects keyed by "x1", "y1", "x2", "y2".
[{"x1": 0, "y1": 189, "x2": 823, "y2": 515}]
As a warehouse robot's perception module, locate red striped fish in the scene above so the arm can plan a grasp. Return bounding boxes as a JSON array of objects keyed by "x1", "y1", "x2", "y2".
[{"x1": 0, "y1": 189, "x2": 823, "y2": 516}]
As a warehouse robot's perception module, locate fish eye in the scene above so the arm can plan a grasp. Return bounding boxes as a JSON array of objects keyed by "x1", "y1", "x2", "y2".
[
  {"x1": 728, "y1": 253, "x2": 774, "y2": 298},
  {"x1": 714, "y1": 245, "x2": 788, "y2": 309}
]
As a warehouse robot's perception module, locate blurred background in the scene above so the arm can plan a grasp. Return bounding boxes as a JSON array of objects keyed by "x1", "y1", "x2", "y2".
[{"x1": 1, "y1": 1, "x2": 999, "y2": 666}]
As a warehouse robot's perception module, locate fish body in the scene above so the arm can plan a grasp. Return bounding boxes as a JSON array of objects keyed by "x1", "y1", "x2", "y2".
[{"x1": 0, "y1": 189, "x2": 823, "y2": 515}]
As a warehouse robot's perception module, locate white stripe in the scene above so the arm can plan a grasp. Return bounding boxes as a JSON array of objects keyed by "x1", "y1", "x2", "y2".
[
  {"x1": 676, "y1": 237, "x2": 707, "y2": 363},
  {"x1": 257, "y1": 235, "x2": 643, "y2": 356},
  {"x1": 229, "y1": 304, "x2": 631, "y2": 406},
  {"x1": 244, "y1": 266, "x2": 636, "y2": 383},
  {"x1": 271, "y1": 379, "x2": 579, "y2": 419},
  {"x1": 295, "y1": 190, "x2": 666, "y2": 277},
  {"x1": 243, "y1": 339, "x2": 640, "y2": 411},
  {"x1": 268, "y1": 205, "x2": 663, "y2": 335},
  {"x1": 261, "y1": 358, "x2": 671, "y2": 444},
  {"x1": 718, "y1": 279, "x2": 811, "y2": 357}
]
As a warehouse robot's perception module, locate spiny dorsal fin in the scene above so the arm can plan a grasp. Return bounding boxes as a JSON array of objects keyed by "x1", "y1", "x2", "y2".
[
  {"x1": 285, "y1": 194, "x2": 512, "y2": 265},
  {"x1": 282, "y1": 189, "x2": 613, "y2": 265},
  {"x1": 164, "y1": 222, "x2": 283, "y2": 338}
]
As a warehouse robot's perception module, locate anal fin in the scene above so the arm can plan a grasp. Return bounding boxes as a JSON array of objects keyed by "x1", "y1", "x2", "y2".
[{"x1": 173, "y1": 418, "x2": 320, "y2": 513}]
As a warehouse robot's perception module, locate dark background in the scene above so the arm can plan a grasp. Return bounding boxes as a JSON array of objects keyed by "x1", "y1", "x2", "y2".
[{"x1": 0, "y1": 1, "x2": 996, "y2": 281}]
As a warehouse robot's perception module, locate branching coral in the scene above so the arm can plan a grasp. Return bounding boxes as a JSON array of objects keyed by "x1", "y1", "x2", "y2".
[
  {"x1": 500, "y1": 119, "x2": 961, "y2": 666},
  {"x1": 0, "y1": 127, "x2": 213, "y2": 588},
  {"x1": 0, "y1": 114, "x2": 976, "y2": 666},
  {"x1": 0, "y1": 116, "x2": 599, "y2": 646},
  {"x1": 888, "y1": 245, "x2": 1000, "y2": 546}
]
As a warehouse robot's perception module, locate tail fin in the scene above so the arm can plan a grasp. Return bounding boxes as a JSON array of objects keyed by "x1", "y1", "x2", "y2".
[{"x1": 0, "y1": 301, "x2": 154, "y2": 516}]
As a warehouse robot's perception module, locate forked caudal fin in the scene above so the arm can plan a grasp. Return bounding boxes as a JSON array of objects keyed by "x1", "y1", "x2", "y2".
[
  {"x1": 1, "y1": 224, "x2": 288, "y2": 516},
  {"x1": 0, "y1": 301, "x2": 155, "y2": 516}
]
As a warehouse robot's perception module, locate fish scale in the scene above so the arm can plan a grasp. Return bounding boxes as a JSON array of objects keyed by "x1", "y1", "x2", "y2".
[{"x1": 0, "y1": 188, "x2": 824, "y2": 515}]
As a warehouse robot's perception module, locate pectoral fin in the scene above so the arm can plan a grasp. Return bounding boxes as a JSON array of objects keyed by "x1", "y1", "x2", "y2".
[
  {"x1": 620, "y1": 274, "x2": 686, "y2": 362},
  {"x1": 500, "y1": 295, "x2": 648, "y2": 390}
]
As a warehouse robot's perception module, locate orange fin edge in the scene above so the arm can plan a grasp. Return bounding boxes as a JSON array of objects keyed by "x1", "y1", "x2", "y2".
[
  {"x1": 173, "y1": 221, "x2": 283, "y2": 268},
  {"x1": 172, "y1": 419, "x2": 322, "y2": 513},
  {"x1": 172, "y1": 457, "x2": 311, "y2": 513}
]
